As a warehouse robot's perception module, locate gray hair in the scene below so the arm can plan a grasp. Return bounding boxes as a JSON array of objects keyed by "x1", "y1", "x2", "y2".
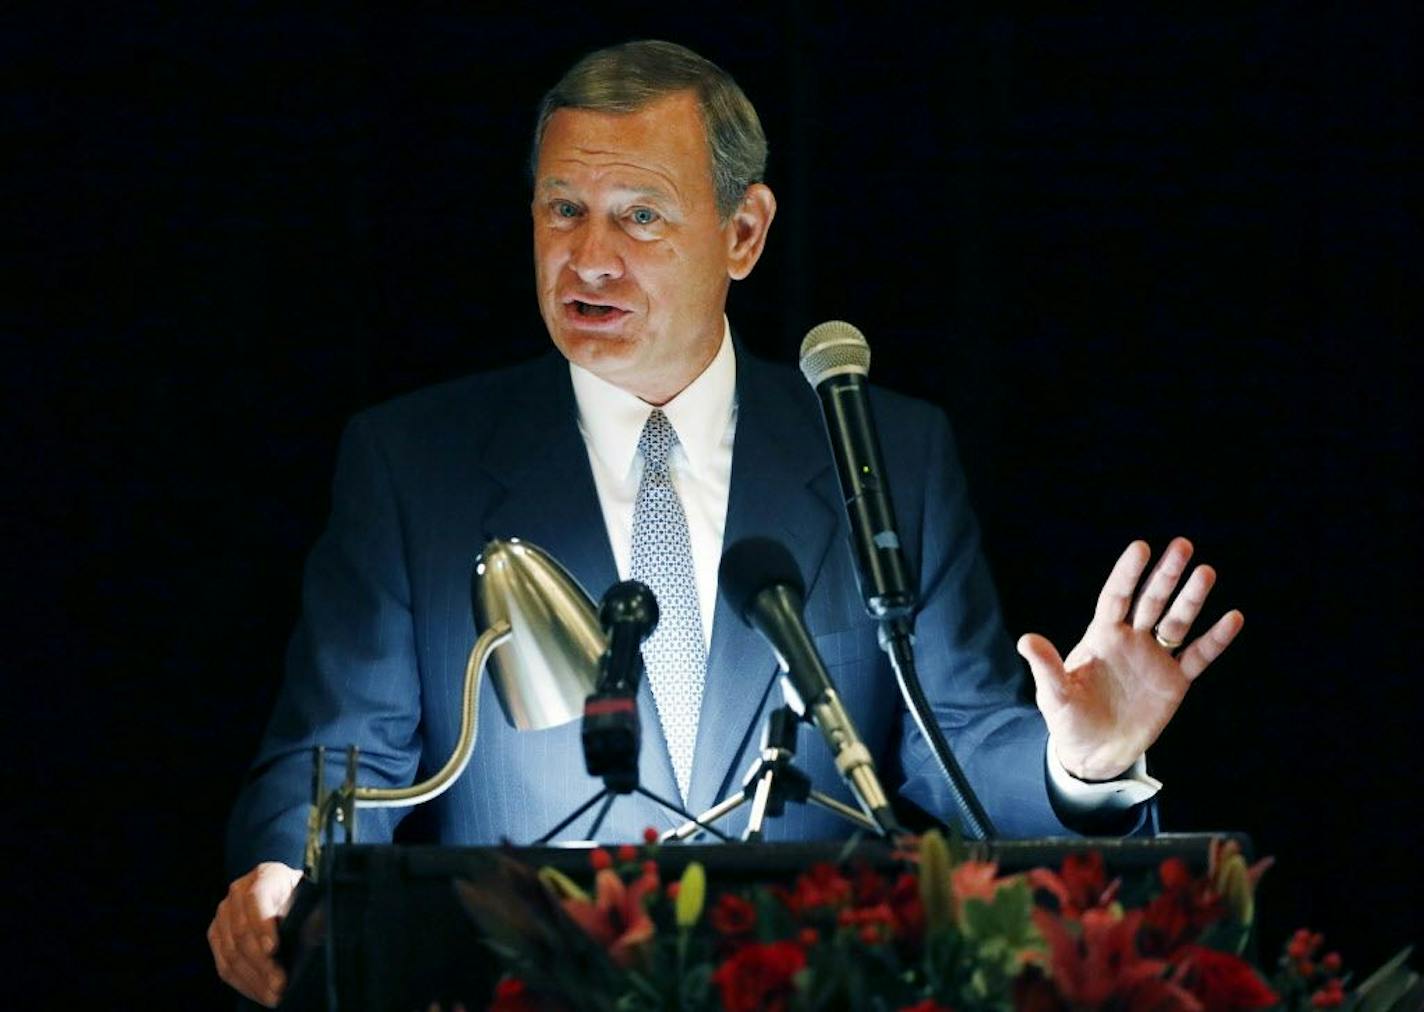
[{"x1": 531, "y1": 40, "x2": 768, "y2": 220}]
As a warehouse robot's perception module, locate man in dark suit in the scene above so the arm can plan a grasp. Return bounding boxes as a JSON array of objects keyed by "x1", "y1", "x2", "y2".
[{"x1": 208, "y1": 40, "x2": 1243, "y2": 1007}]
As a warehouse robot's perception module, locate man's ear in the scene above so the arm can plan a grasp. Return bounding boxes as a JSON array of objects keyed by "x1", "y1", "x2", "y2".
[{"x1": 726, "y1": 183, "x2": 777, "y2": 281}]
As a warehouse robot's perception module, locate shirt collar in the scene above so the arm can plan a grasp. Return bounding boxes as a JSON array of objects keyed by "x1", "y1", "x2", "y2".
[{"x1": 571, "y1": 319, "x2": 736, "y2": 481}]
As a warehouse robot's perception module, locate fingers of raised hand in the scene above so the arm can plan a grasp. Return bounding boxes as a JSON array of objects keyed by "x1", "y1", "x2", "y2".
[
  {"x1": 1149, "y1": 562, "x2": 1216, "y2": 648},
  {"x1": 1177, "y1": 609, "x2": 1244, "y2": 681},
  {"x1": 1130, "y1": 537, "x2": 1195, "y2": 629},
  {"x1": 1095, "y1": 540, "x2": 1153, "y2": 625},
  {"x1": 1016, "y1": 633, "x2": 1069, "y2": 707}
]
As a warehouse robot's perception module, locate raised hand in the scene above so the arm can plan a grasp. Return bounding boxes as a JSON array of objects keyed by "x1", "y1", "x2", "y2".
[{"x1": 1016, "y1": 537, "x2": 1244, "y2": 781}]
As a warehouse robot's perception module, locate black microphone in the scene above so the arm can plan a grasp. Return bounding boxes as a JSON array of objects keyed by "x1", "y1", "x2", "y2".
[
  {"x1": 719, "y1": 538, "x2": 899, "y2": 835},
  {"x1": 799, "y1": 321, "x2": 915, "y2": 620},
  {"x1": 800, "y1": 320, "x2": 997, "y2": 838},
  {"x1": 597, "y1": 580, "x2": 659, "y2": 694},
  {"x1": 582, "y1": 580, "x2": 658, "y2": 792}
]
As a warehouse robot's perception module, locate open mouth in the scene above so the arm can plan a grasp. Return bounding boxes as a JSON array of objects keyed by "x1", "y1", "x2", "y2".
[{"x1": 564, "y1": 298, "x2": 631, "y2": 326}]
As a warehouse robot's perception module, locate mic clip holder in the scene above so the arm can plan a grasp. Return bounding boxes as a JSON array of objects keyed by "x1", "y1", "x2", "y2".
[
  {"x1": 580, "y1": 689, "x2": 640, "y2": 795},
  {"x1": 663, "y1": 705, "x2": 881, "y2": 843}
]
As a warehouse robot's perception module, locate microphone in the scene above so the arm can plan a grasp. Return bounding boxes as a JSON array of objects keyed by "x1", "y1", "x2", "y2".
[
  {"x1": 799, "y1": 321, "x2": 997, "y2": 838},
  {"x1": 582, "y1": 580, "x2": 658, "y2": 792},
  {"x1": 597, "y1": 580, "x2": 659, "y2": 694},
  {"x1": 799, "y1": 321, "x2": 915, "y2": 620},
  {"x1": 719, "y1": 537, "x2": 899, "y2": 836}
]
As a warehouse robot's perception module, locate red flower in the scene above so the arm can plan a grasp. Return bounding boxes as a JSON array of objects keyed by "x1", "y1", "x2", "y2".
[
  {"x1": 1288, "y1": 928, "x2": 1325, "y2": 966},
  {"x1": 950, "y1": 860, "x2": 1002, "y2": 905},
  {"x1": 589, "y1": 848, "x2": 613, "y2": 871},
  {"x1": 616, "y1": 844, "x2": 639, "y2": 864},
  {"x1": 838, "y1": 902, "x2": 898, "y2": 943},
  {"x1": 1035, "y1": 907, "x2": 1202, "y2": 1010},
  {"x1": 1028, "y1": 850, "x2": 1119, "y2": 918},
  {"x1": 852, "y1": 860, "x2": 891, "y2": 905},
  {"x1": 642, "y1": 826, "x2": 660, "y2": 845},
  {"x1": 899, "y1": 999, "x2": 955, "y2": 1011},
  {"x1": 710, "y1": 893, "x2": 758, "y2": 936},
  {"x1": 1139, "y1": 860, "x2": 1225, "y2": 956},
  {"x1": 1311, "y1": 979, "x2": 1345, "y2": 1008},
  {"x1": 711, "y1": 940, "x2": 807, "y2": 1012},
  {"x1": 786, "y1": 862, "x2": 853, "y2": 914},
  {"x1": 489, "y1": 976, "x2": 539, "y2": 1012},
  {"x1": 1160, "y1": 857, "x2": 1193, "y2": 891},
  {"x1": 1171, "y1": 945, "x2": 1278, "y2": 1009},
  {"x1": 889, "y1": 872, "x2": 926, "y2": 941},
  {"x1": 560, "y1": 866, "x2": 657, "y2": 968}
]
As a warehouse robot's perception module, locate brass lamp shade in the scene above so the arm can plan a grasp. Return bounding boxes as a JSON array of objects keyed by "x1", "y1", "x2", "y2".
[{"x1": 471, "y1": 538, "x2": 604, "y2": 730}]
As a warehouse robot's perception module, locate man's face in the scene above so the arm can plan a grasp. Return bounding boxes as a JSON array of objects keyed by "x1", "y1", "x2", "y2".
[{"x1": 532, "y1": 91, "x2": 758, "y2": 404}]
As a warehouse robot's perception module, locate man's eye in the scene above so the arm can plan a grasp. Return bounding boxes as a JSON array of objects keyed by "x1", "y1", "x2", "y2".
[
  {"x1": 629, "y1": 208, "x2": 659, "y2": 226},
  {"x1": 554, "y1": 201, "x2": 580, "y2": 218}
]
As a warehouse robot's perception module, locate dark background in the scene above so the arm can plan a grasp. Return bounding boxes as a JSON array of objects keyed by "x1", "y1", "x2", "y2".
[{"x1": 7, "y1": 2, "x2": 1417, "y2": 1005}]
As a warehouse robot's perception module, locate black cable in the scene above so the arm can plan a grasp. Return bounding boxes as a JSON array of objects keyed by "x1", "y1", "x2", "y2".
[{"x1": 880, "y1": 617, "x2": 996, "y2": 839}]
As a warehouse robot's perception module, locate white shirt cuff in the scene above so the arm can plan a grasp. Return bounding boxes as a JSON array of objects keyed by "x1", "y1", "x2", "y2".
[{"x1": 1045, "y1": 733, "x2": 1163, "y2": 815}]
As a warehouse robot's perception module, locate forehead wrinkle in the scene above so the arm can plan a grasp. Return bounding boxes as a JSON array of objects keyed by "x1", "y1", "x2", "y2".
[{"x1": 542, "y1": 150, "x2": 685, "y2": 204}]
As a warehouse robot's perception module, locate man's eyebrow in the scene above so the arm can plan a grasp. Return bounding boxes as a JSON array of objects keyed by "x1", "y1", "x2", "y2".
[{"x1": 610, "y1": 183, "x2": 674, "y2": 201}]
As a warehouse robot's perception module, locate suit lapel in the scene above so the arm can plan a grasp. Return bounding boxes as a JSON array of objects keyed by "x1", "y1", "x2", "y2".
[
  {"x1": 471, "y1": 350, "x2": 846, "y2": 828},
  {"x1": 476, "y1": 354, "x2": 682, "y2": 817},
  {"x1": 686, "y1": 351, "x2": 842, "y2": 816}
]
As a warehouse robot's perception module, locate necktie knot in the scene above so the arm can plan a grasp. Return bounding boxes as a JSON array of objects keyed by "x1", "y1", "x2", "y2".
[{"x1": 638, "y1": 409, "x2": 679, "y2": 473}]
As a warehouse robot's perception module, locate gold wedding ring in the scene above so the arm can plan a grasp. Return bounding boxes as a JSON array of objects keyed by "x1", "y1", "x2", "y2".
[{"x1": 1154, "y1": 627, "x2": 1184, "y2": 651}]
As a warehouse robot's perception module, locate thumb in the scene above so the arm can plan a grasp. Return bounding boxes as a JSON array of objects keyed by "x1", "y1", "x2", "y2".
[{"x1": 1016, "y1": 633, "x2": 1069, "y2": 707}]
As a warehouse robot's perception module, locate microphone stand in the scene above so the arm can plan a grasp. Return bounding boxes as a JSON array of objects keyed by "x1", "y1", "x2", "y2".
[
  {"x1": 531, "y1": 715, "x2": 731, "y2": 844},
  {"x1": 534, "y1": 582, "x2": 731, "y2": 844},
  {"x1": 663, "y1": 706, "x2": 879, "y2": 842},
  {"x1": 880, "y1": 616, "x2": 996, "y2": 840}
]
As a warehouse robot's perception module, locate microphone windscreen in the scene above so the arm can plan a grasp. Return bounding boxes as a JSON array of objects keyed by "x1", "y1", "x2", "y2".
[
  {"x1": 599, "y1": 578, "x2": 659, "y2": 633},
  {"x1": 718, "y1": 537, "x2": 806, "y2": 622},
  {"x1": 799, "y1": 320, "x2": 871, "y2": 387}
]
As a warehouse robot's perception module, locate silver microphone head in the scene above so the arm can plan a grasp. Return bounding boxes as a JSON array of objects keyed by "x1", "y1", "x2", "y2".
[
  {"x1": 799, "y1": 320, "x2": 871, "y2": 387},
  {"x1": 472, "y1": 538, "x2": 604, "y2": 730}
]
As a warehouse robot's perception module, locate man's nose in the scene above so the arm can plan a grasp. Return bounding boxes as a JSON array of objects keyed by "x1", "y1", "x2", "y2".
[{"x1": 568, "y1": 218, "x2": 624, "y2": 284}]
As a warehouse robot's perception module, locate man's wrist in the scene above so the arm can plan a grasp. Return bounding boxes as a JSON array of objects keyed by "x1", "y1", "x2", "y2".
[{"x1": 1045, "y1": 733, "x2": 1162, "y2": 815}]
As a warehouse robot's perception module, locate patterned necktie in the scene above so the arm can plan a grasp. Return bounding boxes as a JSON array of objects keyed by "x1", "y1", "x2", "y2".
[{"x1": 630, "y1": 409, "x2": 707, "y2": 801}]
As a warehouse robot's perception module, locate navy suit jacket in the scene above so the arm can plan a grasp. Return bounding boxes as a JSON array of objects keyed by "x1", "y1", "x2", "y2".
[{"x1": 227, "y1": 347, "x2": 1074, "y2": 875}]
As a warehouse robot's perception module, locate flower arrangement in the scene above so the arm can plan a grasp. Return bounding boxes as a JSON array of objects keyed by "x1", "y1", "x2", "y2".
[{"x1": 456, "y1": 829, "x2": 1419, "y2": 1011}]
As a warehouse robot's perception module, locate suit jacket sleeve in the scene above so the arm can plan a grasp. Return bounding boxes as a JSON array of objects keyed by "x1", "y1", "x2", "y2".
[
  {"x1": 887, "y1": 402, "x2": 1068, "y2": 837},
  {"x1": 890, "y1": 404, "x2": 1153, "y2": 837},
  {"x1": 225, "y1": 414, "x2": 422, "y2": 875}
]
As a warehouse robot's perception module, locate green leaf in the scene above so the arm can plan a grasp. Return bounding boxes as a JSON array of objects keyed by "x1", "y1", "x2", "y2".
[
  {"x1": 961, "y1": 880, "x2": 1039, "y2": 950},
  {"x1": 1354, "y1": 945, "x2": 1419, "y2": 1012}
]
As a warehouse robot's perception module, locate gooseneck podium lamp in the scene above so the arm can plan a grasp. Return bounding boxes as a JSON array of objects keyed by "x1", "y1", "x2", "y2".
[{"x1": 303, "y1": 537, "x2": 606, "y2": 878}]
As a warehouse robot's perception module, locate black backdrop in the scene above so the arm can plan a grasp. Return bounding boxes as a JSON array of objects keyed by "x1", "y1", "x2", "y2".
[{"x1": 7, "y1": 3, "x2": 1418, "y2": 1005}]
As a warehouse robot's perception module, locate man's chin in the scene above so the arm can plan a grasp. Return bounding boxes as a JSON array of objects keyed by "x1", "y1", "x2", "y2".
[{"x1": 553, "y1": 327, "x2": 641, "y2": 371}]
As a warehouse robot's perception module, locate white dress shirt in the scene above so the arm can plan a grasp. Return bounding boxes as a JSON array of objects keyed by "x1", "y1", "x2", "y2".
[
  {"x1": 568, "y1": 320, "x2": 1157, "y2": 816},
  {"x1": 571, "y1": 321, "x2": 736, "y2": 651}
]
